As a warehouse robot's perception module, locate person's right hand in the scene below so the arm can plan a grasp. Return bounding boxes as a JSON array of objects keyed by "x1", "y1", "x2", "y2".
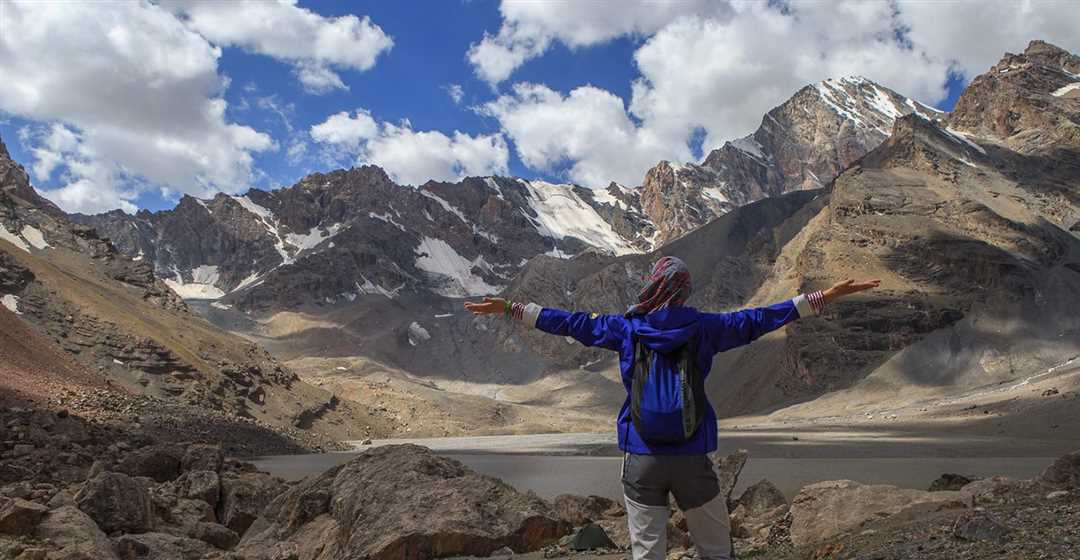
[
  {"x1": 822, "y1": 279, "x2": 880, "y2": 303},
  {"x1": 464, "y1": 297, "x2": 507, "y2": 316}
]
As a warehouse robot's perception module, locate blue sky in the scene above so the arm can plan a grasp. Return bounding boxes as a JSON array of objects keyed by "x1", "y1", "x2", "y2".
[{"x1": 1, "y1": 0, "x2": 1072, "y2": 214}]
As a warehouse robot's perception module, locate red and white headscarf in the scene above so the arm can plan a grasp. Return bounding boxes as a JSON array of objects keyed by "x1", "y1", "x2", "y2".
[{"x1": 625, "y1": 256, "x2": 692, "y2": 317}]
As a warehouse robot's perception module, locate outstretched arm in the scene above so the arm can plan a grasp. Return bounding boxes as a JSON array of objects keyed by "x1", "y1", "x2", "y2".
[
  {"x1": 701, "y1": 279, "x2": 879, "y2": 354},
  {"x1": 464, "y1": 297, "x2": 626, "y2": 351}
]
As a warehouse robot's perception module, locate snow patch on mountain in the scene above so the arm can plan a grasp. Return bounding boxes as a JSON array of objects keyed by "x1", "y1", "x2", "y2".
[
  {"x1": 195, "y1": 199, "x2": 212, "y2": 214},
  {"x1": 0, "y1": 224, "x2": 29, "y2": 252},
  {"x1": 356, "y1": 273, "x2": 399, "y2": 299},
  {"x1": 731, "y1": 136, "x2": 766, "y2": 160},
  {"x1": 233, "y1": 271, "x2": 264, "y2": 292},
  {"x1": 484, "y1": 177, "x2": 505, "y2": 200},
  {"x1": 1, "y1": 294, "x2": 21, "y2": 314},
  {"x1": 944, "y1": 127, "x2": 988, "y2": 155},
  {"x1": 232, "y1": 195, "x2": 293, "y2": 264},
  {"x1": 285, "y1": 223, "x2": 344, "y2": 254},
  {"x1": 369, "y1": 212, "x2": 407, "y2": 232},
  {"x1": 519, "y1": 179, "x2": 637, "y2": 256},
  {"x1": 407, "y1": 321, "x2": 431, "y2": 346},
  {"x1": 414, "y1": 237, "x2": 500, "y2": 297},
  {"x1": 165, "y1": 264, "x2": 225, "y2": 300},
  {"x1": 1053, "y1": 82, "x2": 1080, "y2": 97},
  {"x1": 701, "y1": 185, "x2": 731, "y2": 204},
  {"x1": 420, "y1": 190, "x2": 468, "y2": 224},
  {"x1": 20, "y1": 225, "x2": 49, "y2": 250}
]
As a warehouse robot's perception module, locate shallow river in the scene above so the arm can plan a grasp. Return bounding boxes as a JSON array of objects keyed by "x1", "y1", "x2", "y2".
[{"x1": 251, "y1": 433, "x2": 1056, "y2": 500}]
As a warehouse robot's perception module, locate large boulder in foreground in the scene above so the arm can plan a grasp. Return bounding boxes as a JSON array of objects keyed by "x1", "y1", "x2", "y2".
[
  {"x1": 1040, "y1": 450, "x2": 1080, "y2": 488},
  {"x1": 238, "y1": 444, "x2": 570, "y2": 559},
  {"x1": 217, "y1": 471, "x2": 287, "y2": 537},
  {"x1": 710, "y1": 449, "x2": 748, "y2": 507},
  {"x1": 788, "y1": 480, "x2": 967, "y2": 547},
  {"x1": 35, "y1": 505, "x2": 119, "y2": 560},
  {"x1": 75, "y1": 471, "x2": 154, "y2": 534}
]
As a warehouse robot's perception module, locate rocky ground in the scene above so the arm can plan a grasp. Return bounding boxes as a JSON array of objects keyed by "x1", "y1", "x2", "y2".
[{"x1": 5, "y1": 397, "x2": 1079, "y2": 560}]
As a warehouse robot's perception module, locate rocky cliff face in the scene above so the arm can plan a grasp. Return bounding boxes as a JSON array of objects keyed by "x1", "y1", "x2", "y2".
[
  {"x1": 639, "y1": 77, "x2": 944, "y2": 244},
  {"x1": 0, "y1": 136, "x2": 379, "y2": 451},
  {"x1": 949, "y1": 40, "x2": 1080, "y2": 153}
]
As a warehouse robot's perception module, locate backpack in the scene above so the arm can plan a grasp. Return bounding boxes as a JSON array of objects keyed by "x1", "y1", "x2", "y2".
[{"x1": 630, "y1": 336, "x2": 707, "y2": 444}]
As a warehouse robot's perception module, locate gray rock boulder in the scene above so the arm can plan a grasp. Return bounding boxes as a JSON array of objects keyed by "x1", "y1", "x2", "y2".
[
  {"x1": 929, "y1": 473, "x2": 975, "y2": 492},
  {"x1": 952, "y1": 509, "x2": 1011, "y2": 543},
  {"x1": 788, "y1": 480, "x2": 967, "y2": 547},
  {"x1": 113, "y1": 531, "x2": 214, "y2": 560},
  {"x1": 217, "y1": 471, "x2": 288, "y2": 537},
  {"x1": 34, "y1": 505, "x2": 119, "y2": 560},
  {"x1": 190, "y1": 521, "x2": 240, "y2": 550},
  {"x1": 568, "y1": 523, "x2": 616, "y2": 551},
  {"x1": 0, "y1": 497, "x2": 49, "y2": 535},
  {"x1": 734, "y1": 479, "x2": 787, "y2": 516},
  {"x1": 710, "y1": 449, "x2": 748, "y2": 508},
  {"x1": 238, "y1": 444, "x2": 570, "y2": 559},
  {"x1": 178, "y1": 470, "x2": 220, "y2": 507},
  {"x1": 116, "y1": 446, "x2": 182, "y2": 483},
  {"x1": 1040, "y1": 450, "x2": 1080, "y2": 488},
  {"x1": 551, "y1": 494, "x2": 619, "y2": 526},
  {"x1": 75, "y1": 471, "x2": 153, "y2": 534},
  {"x1": 181, "y1": 444, "x2": 224, "y2": 473}
]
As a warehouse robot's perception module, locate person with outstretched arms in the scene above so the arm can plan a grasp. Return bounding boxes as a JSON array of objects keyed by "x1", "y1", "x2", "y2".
[{"x1": 466, "y1": 256, "x2": 879, "y2": 560}]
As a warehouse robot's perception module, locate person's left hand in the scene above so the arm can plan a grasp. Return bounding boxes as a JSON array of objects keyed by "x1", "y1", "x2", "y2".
[
  {"x1": 464, "y1": 297, "x2": 507, "y2": 316},
  {"x1": 822, "y1": 279, "x2": 880, "y2": 303}
]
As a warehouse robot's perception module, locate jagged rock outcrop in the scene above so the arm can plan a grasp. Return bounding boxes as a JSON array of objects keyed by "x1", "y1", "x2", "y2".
[
  {"x1": 949, "y1": 40, "x2": 1080, "y2": 153},
  {"x1": 237, "y1": 444, "x2": 570, "y2": 559}
]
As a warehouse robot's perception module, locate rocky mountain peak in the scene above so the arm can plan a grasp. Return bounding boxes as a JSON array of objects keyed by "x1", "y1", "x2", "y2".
[
  {"x1": 1023, "y1": 39, "x2": 1080, "y2": 70},
  {"x1": 949, "y1": 40, "x2": 1080, "y2": 150},
  {"x1": 638, "y1": 75, "x2": 941, "y2": 245}
]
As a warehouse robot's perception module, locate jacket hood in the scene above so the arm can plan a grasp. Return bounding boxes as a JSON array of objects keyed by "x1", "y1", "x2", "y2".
[{"x1": 632, "y1": 306, "x2": 700, "y2": 354}]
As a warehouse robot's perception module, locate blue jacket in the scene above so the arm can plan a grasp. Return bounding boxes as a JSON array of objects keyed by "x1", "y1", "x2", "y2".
[{"x1": 531, "y1": 298, "x2": 807, "y2": 455}]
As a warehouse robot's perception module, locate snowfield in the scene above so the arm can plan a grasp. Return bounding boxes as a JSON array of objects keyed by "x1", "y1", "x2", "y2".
[
  {"x1": 518, "y1": 179, "x2": 637, "y2": 256},
  {"x1": 0, "y1": 224, "x2": 30, "y2": 252},
  {"x1": 164, "y1": 264, "x2": 226, "y2": 300},
  {"x1": 414, "y1": 237, "x2": 501, "y2": 297}
]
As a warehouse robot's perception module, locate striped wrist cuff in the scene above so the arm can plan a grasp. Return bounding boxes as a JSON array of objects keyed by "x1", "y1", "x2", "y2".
[
  {"x1": 507, "y1": 302, "x2": 542, "y2": 328},
  {"x1": 794, "y1": 291, "x2": 827, "y2": 317}
]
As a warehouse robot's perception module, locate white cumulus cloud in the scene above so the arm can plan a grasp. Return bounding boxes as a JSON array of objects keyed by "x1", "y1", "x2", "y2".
[
  {"x1": 310, "y1": 110, "x2": 509, "y2": 186},
  {"x1": 163, "y1": 0, "x2": 393, "y2": 94},
  {"x1": 467, "y1": 0, "x2": 729, "y2": 86},
  {"x1": 0, "y1": 0, "x2": 275, "y2": 214},
  {"x1": 481, "y1": 83, "x2": 682, "y2": 187},
  {"x1": 476, "y1": 0, "x2": 1080, "y2": 189}
]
